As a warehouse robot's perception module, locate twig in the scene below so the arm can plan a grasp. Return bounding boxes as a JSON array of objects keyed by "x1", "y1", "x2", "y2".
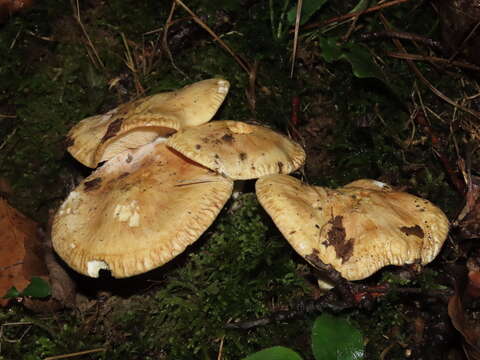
[
  {"x1": 9, "y1": 28, "x2": 22, "y2": 51},
  {"x1": 174, "y1": 0, "x2": 252, "y2": 75},
  {"x1": 300, "y1": 0, "x2": 412, "y2": 31},
  {"x1": 448, "y1": 21, "x2": 480, "y2": 62},
  {"x1": 72, "y1": 0, "x2": 104, "y2": 68},
  {"x1": 226, "y1": 293, "x2": 351, "y2": 330},
  {"x1": 361, "y1": 31, "x2": 442, "y2": 50},
  {"x1": 246, "y1": 59, "x2": 258, "y2": 114},
  {"x1": 290, "y1": 0, "x2": 302, "y2": 78},
  {"x1": 163, "y1": 1, "x2": 187, "y2": 77},
  {"x1": 379, "y1": 14, "x2": 480, "y2": 121},
  {"x1": 43, "y1": 348, "x2": 106, "y2": 360},
  {"x1": 0, "y1": 127, "x2": 17, "y2": 151},
  {"x1": 225, "y1": 285, "x2": 452, "y2": 330},
  {"x1": 342, "y1": 12, "x2": 360, "y2": 42},
  {"x1": 413, "y1": 86, "x2": 466, "y2": 195},
  {"x1": 216, "y1": 336, "x2": 225, "y2": 360},
  {"x1": 0, "y1": 322, "x2": 33, "y2": 343},
  {"x1": 120, "y1": 33, "x2": 145, "y2": 95},
  {"x1": 387, "y1": 52, "x2": 480, "y2": 72}
]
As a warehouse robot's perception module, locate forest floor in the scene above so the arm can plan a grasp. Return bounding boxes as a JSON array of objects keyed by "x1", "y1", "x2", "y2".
[{"x1": 0, "y1": 0, "x2": 479, "y2": 359}]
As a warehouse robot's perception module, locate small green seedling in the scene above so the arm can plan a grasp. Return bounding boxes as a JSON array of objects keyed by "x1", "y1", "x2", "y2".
[
  {"x1": 3, "y1": 277, "x2": 51, "y2": 299},
  {"x1": 243, "y1": 314, "x2": 364, "y2": 360}
]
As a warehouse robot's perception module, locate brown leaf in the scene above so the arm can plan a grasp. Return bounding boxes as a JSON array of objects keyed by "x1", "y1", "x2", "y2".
[
  {"x1": 0, "y1": 177, "x2": 12, "y2": 196},
  {"x1": 0, "y1": 0, "x2": 34, "y2": 24},
  {"x1": 448, "y1": 266, "x2": 480, "y2": 360},
  {"x1": 434, "y1": 0, "x2": 480, "y2": 66},
  {"x1": 0, "y1": 198, "x2": 48, "y2": 306},
  {"x1": 455, "y1": 175, "x2": 480, "y2": 239},
  {"x1": 467, "y1": 271, "x2": 480, "y2": 298}
]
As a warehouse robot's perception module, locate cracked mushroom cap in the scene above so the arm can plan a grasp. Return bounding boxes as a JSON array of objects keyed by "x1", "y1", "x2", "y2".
[
  {"x1": 166, "y1": 120, "x2": 306, "y2": 180},
  {"x1": 52, "y1": 139, "x2": 233, "y2": 278},
  {"x1": 66, "y1": 78, "x2": 230, "y2": 168},
  {"x1": 256, "y1": 175, "x2": 449, "y2": 281}
]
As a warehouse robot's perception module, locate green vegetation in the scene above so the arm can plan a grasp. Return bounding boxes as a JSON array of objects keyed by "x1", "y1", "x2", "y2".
[{"x1": 0, "y1": 0, "x2": 470, "y2": 358}]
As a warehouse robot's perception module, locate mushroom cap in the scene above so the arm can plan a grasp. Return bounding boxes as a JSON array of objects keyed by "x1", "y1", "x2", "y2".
[
  {"x1": 256, "y1": 175, "x2": 449, "y2": 281},
  {"x1": 52, "y1": 140, "x2": 233, "y2": 278},
  {"x1": 166, "y1": 120, "x2": 306, "y2": 180},
  {"x1": 66, "y1": 78, "x2": 230, "y2": 168}
]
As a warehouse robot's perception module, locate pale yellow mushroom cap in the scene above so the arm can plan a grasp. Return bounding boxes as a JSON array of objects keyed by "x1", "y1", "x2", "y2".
[
  {"x1": 256, "y1": 175, "x2": 449, "y2": 281},
  {"x1": 166, "y1": 120, "x2": 306, "y2": 180},
  {"x1": 66, "y1": 78, "x2": 230, "y2": 168},
  {"x1": 52, "y1": 140, "x2": 233, "y2": 278}
]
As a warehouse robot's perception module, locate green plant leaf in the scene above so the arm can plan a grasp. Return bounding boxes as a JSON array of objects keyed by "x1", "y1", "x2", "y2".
[
  {"x1": 3, "y1": 286, "x2": 21, "y2": 298},
  {"x1": 342, "y1": 43, "x2": 384, "y2": 79},
  {"x1": 287, "y1": 0, "x2": 328, "y2": 26},
  {"x1": 243, "y1": 346, "x2": 304, "y2": 360},
  {"x1": 319, "y1": 37, "x2": 383, "y2": 80},
  {"x1": 311, "y1": 314, "x2": 364, "y2": 360},
  {"x1": 318, "y1": 37, "x2": 343, "y2": 62},
  {"x1": 22, "y1": 277, "x2": 51, "y2": 298}
]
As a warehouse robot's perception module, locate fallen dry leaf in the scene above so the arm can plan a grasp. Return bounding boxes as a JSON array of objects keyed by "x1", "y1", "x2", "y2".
[
  {"x1": 0, "y1": 0, "x2": 33, "y2": 24},
  {"x1": 448, "y1": 267, "x2": 480, "y2": 360},
  {"x1": 0, "y1": 197, "x2": 48, "y2": 306},
  {"x1": 454, "y1": 168, "x2": 480, "y2": 239}
]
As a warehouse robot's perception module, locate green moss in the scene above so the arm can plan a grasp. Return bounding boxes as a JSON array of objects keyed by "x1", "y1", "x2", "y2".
[
  {"x1": 0, "y1": 1, "x2": 469, "y2": 358},
  {"x1": 106, "y1": 194, "x2": 309, "y2": 359}
]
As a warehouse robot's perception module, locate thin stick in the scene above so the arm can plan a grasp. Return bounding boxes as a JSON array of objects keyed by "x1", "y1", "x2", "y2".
[
  {"x1": 380, "y1": 14, "x2": 480, "y2": 120},
  {"x1": 163, "y1": 1, "x2": 187, "y2": 77},
  {"x1": 73, "y1": 0, "x2": 104, "y2": 68},
  {"x1": 44, "y1": 348, "x2": 106, "y2": 360},
  {"x1": 300, "y1": 0, "x2": 412, "y2": 31},
  {"x1": 0, "y1": 127, "x2": 17, "y2": 151},
  {"x1": 174, "y1": 0, "x2": 251, "y2": 75},
  {"x1": 361, "y1": 30, "x2": 442, "y2": 50},
  {"x1": 226, "y1": 285, "x2": 452, "y2": 330},
  {"x1": 290, "y1": 0, "x2": 303, "y2": 78},
  {"x1": 386, "y1": 52, "x2": 480, "y2": 72},
  {"x1": 448, "y1": 21, "x2": 480, "y2": 62},
  {"x1": 216, "y1": 336, "x2": 225, "y2": 360}
]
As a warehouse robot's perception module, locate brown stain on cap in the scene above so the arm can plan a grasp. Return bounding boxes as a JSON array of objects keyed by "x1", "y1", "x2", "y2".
[
  {"x1": 84, "y1": 178, "x2": 102, "y2": 192},
  {"x1": 322, "y1": 215, "x2": 354, "y2": 263},
  {"x1": 101, "y1": 118, "x2": 124, "y2": 143},
  {"x1": 400, "y1": 224, "x2": 425, "y2": 238},
  {"x1": 221, "y1": 134, "x2": 234, "y2": 143}
]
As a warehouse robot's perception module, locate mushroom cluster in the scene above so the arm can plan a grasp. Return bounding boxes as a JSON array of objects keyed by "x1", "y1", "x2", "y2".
[
  {"x1": 52, "y1": 79, "x2": 306, "y2": 278},
  {"x1": 53, "y1": 77, "x2": 449, "y2": 285}
]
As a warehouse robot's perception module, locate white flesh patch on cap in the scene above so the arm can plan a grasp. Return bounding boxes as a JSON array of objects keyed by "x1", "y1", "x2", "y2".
[
  {"x1": 217, "y1": 80, "x2": 229, "y2": 94},
  {"x1": 371, "y1": 180, "x2": 388, "y2": 188},
  {"x1": 87, "y1": 260, "x2": 110, "y2": 278},
  {"x1": 58, "y1": 190, "x2": 81, "y2": 216},
  {"x1": 113, "y1": 200, "x2": 141, "y2": 227}
]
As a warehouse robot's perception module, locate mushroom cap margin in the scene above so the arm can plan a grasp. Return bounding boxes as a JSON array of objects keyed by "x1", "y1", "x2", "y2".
[
  {"x1": 255, "y1": 174, "x2": 449, "y2": 281},
  {"x1": 166, "y1": 120, "x2": 306, "y2": 180},
  {"x1": 53, "y1": 140, "x2": 233, "y2": 278}
]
